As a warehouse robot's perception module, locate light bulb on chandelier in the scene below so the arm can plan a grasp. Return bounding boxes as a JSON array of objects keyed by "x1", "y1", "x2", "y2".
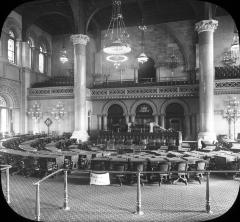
[{"x1": 103, "y1": 0, "x2": 131, "y2": 64}]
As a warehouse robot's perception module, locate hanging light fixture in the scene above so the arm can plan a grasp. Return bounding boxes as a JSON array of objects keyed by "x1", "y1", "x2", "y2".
[
  {"x1": 222, "y1": 26, "x2": 239, "y2": 66},
  {"x1": 137, "y1": 18, "x2": 148, "y2": 64},
  {"x1": 103, "y1": 0, "x2": 131, "y2": 55},
  {"x1": 60, "y1": 39, "x2": 68, "y2": 64},
  {"x1": 106, "y1": 54, "x2": 128, "y2": 68}
]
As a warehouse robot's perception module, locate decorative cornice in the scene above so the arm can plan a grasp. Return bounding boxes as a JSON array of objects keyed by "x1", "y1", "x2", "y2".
[
  {"x1": 195, "y1": 20, "x2": 218, "y2": 33},
  {"x1": 70, "y1": 34, "x2": 90, "y2": 45}
]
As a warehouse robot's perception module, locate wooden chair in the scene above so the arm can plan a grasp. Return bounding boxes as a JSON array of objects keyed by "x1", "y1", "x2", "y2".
[
  {"x1": 113, "y1": 164, "x2": 126, "y2": 186},
  {"x1": 157, "y1": 162, "x2": 171, "y2": 186},
  {"x1": 193, "y1": 161, "x2": 206, "y2": 184},
  {"x1": 172, "y1": 161, "x2": 188, "y2": 185}
]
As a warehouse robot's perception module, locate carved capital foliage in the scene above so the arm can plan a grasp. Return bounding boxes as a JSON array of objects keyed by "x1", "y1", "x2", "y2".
[
  {"x1": 195, "y1": 20, "x2": 218, "y2": 33},
  {"x1": 71, "y1": 34, "x2": 90, "y2": 45}
]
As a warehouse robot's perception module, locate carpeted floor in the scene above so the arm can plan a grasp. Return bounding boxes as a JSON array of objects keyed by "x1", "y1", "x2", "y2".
[{"x1": 1, "y1": 173, "x2": 239, "y2": 222}]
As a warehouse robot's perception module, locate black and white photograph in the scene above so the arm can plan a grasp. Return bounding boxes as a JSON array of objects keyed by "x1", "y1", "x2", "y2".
[{"x1": 0, "y1": 0, "x2": 240, "y2": 221}]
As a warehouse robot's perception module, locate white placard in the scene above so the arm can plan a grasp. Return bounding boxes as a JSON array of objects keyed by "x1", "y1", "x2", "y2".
[{"x1": 90, "y1": 172, "x2": 110, "y2": 185}]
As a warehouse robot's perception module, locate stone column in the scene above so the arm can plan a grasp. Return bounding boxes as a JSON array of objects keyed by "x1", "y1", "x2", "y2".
[
  {"x1": 20, "y1": 42, "x2": 31, "y2": 134},
  {"x1": 125, "y1": 115, "x2": 129, "y2": 124},
  {"x1": 131, "y1": 115, "x2": 135, "y2": 124},
  {"x1": 185, "y1": 114, "x2": 191, "y2": 140},
  {"x1": 70, "y1": 34, "x2": 90, "y2": 142},
  {"x1": 97, "y1": 115, "x2": 102, "y2": 131},
  {"x1": 103, "y1": 115, "x2": 108, "y2": 131},
  {"x1": 160, "y1": 114, "x2": 165, "y2": 128},
  {"x1": 195, "y1": 19, "x2": 218, "y2": 144},
  {"x1": 154, "y1": 115, "x2": 159, "y2": 125},
  {"x1": 16, "y1": 39, "x2": 22, "y2": 66},
  {"x1": 155, "y1": 66, "x2": 160, "y2": 82},
  {"x1": 32, "y1": 47, "x2": 39, "y2": 73}
]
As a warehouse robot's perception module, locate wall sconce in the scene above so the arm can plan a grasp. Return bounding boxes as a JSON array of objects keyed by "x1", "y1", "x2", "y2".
[
  {"x1": 27, "y1": 102, "x2": 42, "y2": 120},
  {"x1": 51, "y1": 101, "x2": 66, "y2": 120},
  {"x1": 223, "y1": 97, "x2": 240, "y2": 140}
]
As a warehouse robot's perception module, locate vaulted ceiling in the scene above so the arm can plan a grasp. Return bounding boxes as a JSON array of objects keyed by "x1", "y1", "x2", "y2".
[{"x1": 14, "y1": 0, "x2": 229, "y2": 37}]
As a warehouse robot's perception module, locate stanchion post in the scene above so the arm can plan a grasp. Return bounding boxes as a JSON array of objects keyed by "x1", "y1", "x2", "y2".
[
  {"x1": 134, "y1": 171, "x2": 144, "y2": 215},
  {"x1": 35, "y1": 183, "x2": 40, "y2": 221},
  {"x1": 63, "y1": 170, "x2": 70, "y2": 210},
  {"x1": 6, "y1": 168, "x2": 10, "y2": 204},
  {"x1": 206, "y1": 172, "x2": 212, "y2": 214}
]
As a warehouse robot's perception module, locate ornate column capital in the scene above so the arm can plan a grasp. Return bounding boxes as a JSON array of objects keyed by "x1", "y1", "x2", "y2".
[
  {"x1": 195, "y1": 19, "x2": 218, "y2": 34},
  {"x1": 71, "y1": 34, "x2": 90, "y2": 45}
]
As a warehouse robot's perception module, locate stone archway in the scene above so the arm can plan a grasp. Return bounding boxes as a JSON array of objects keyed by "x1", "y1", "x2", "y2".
[
  {"x1": 160, "y1": 99, "x2": 191, "y2": 140},
  {"x1": 102, "y1": 100, "x2": 128, "y2": 116},
  {"x1": 130, "y1": 100, "x2": 157, "y2": 116},
  {"x1": 0, "y1": 84, "x2": 20, "y2": 134}
]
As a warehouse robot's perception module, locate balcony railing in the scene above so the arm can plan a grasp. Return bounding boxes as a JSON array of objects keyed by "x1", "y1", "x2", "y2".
[{"x1": 27, "y1": 79, "x2": 240, "y2": 100}]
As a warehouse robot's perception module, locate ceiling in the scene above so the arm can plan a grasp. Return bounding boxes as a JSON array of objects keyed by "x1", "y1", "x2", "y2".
[{"x1": 14, "y1": 0, "x2": 229, "y2": 36}]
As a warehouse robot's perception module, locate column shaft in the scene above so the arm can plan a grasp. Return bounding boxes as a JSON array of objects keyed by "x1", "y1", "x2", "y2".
[
  {"x1": 195, "y1": 20, "x2": 218, "y2": 143},
  {"x1": 70, "y1": 34, "x2": 90, "y2": 142}
]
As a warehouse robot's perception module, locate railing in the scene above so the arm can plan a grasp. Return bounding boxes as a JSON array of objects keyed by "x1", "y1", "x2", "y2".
[
  {"x1": 33, "y1": 169, "x2": 69, "y2": 221},
  {"x1": 30, "y1": 169, "x2": 239, "y2": 220},
  {"x1": 0, "y1": 164, "x2": 12, "y2": 204}
]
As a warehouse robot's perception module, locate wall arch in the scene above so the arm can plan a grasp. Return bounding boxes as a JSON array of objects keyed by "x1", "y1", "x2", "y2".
[
  {"x1": 130, "y1": 100, "x2": 157, "y2": 116},
  {"x1": 102, "y1": 100, "x2": 128, "y2": 116},
  {"x1": 161, "y1": 24, "x2": 189, "y2": 70},
  {"x1": 160, "y1": 98, "x2": 190, "y2": 116},
  {"x1": 26, "y1": 29, "x2": 38, "y2": 47},
  {"x1": 2, "y1": 17, "x2": 22, "y2": 40},
  {"x1": 0, "y1": 84, "x2": 20, "y2": 108},
  {"x1": 37, "y1": 35, "x2": 51, "y2": 53}
]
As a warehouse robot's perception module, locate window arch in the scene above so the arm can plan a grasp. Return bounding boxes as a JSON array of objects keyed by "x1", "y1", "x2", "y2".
[
  {"x1": 39, "y1": 45, "x2": 46, "y2": 73},
  {"x1": 8, "y1": 30, "x2": 16, "y2": 63}
]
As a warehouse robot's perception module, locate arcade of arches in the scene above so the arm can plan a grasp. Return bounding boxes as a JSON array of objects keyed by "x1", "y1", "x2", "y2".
[{"x1": 99, "y1": 101, "x2": 192, "y2": 140}]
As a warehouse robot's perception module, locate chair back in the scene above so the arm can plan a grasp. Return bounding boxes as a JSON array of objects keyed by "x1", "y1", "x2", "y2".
[
  {"x1": 114, "y1": 164, "x2": 125, "y2": 172},
  {"x1": 158, "y1": 162, "x2": 169, "y2": 172},
  {"x1": 177, "y1": 162, "x2": 187, "y2": 171},
  {"x1": 196, "y1": 161, "x2": 206, "y2": 171},
  {"x1": 133, "y1": 163, "x2": 144, "y2": 171}
]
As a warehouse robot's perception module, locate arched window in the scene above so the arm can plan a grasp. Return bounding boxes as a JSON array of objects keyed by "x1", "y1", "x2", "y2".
[
  {"x1": 39, "y1": 45, "x2": 46, "y2": 73},
  {"x1": 8, "y1": 30, "x2": 16, "y2": 63},
  {"x1": 0, "y1": 96, "x2": 8, "y2": 134},
  {"x1": 27, "y1": 39, "x2": 33, "y2": 68}
]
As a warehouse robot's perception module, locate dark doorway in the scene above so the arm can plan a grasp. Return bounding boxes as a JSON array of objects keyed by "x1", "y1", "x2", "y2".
[
  {"x1": 165, "y1": 103, "x2": 185, "y2": 137},
  {"x1": 138, "y1": 57, "x2": 156, "y2": 83},
  {"x1": 107, "y1": 104, "x2": 125, "y2": 132}
]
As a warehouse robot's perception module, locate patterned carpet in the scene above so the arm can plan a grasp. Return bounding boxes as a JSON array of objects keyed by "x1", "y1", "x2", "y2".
[{"x1": 1, "y1": 173, "x2": 239, "y2": 222}]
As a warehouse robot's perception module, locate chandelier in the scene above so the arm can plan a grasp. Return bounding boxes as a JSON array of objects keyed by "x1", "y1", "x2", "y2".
[
  {"x1": 60, "y1": 40, "x2": 68, "y2": 64},
  {"x1": 137, "y1": 19, "x2": 148, "y2": 64},
  {"x1": 27, "y1": 102, "x2": 42, "y2": 120},
  {"x1": 51, "y1": 101, "x2": 66, "y2": 121},
  {"x1": 106, "y1": 54, "x2": 128, "y2": 68},
  {"x1": 222, "y1": 28, "x2": 239, "y2": 66},
  {"x1": 103, "y1": 0, "x2": 131, "y2": 56}
]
